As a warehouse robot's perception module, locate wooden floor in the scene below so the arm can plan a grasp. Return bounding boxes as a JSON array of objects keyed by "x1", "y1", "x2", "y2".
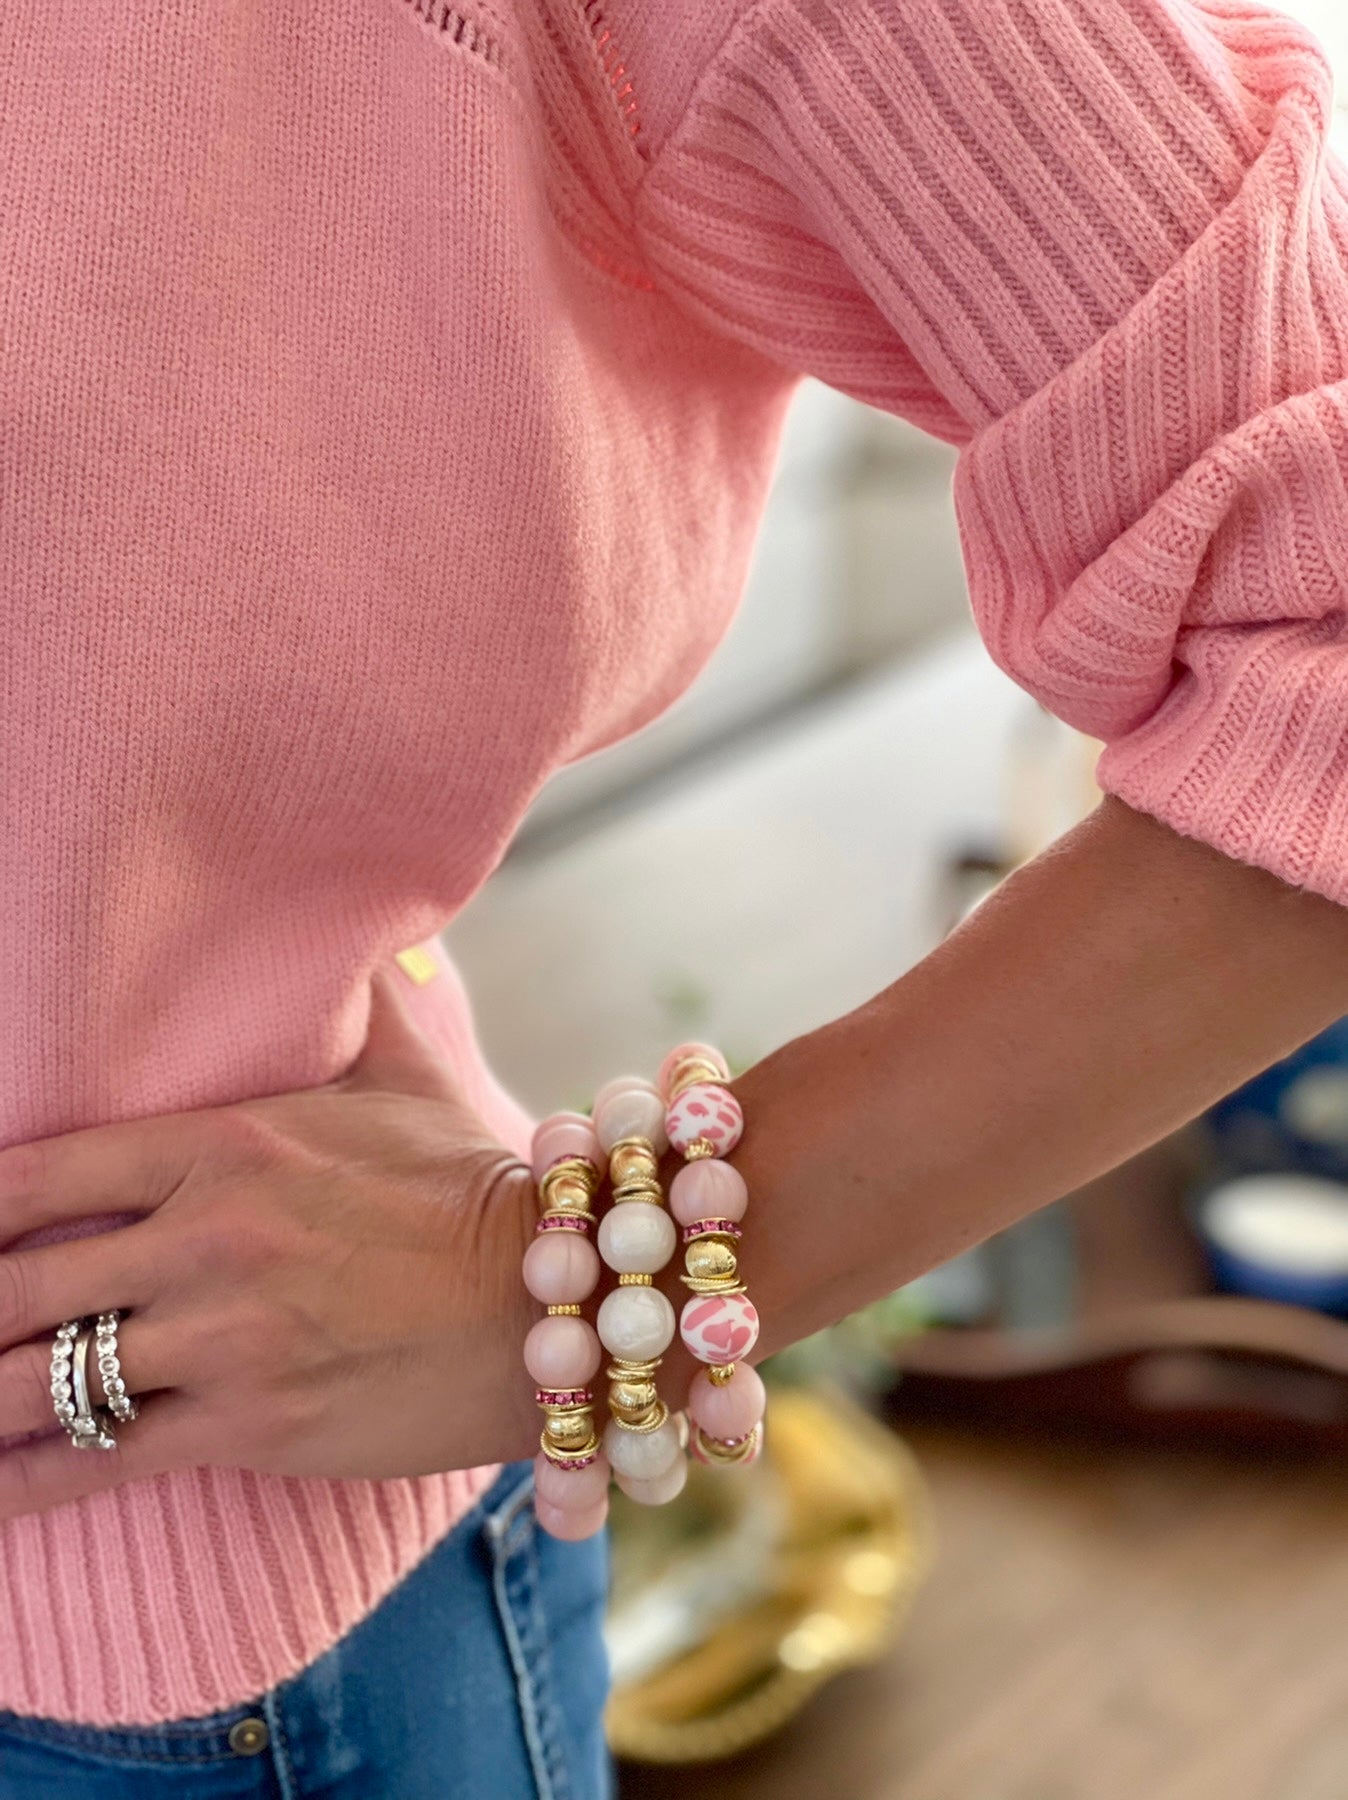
[{"x1": 620, "y1": 1425, "x2": 1348, "y2": 1800}]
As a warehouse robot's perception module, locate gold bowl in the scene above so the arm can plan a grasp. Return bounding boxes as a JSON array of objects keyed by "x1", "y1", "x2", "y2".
[{"x1": 604, "y1": 1384, "x2": 932, "y2": 1764}]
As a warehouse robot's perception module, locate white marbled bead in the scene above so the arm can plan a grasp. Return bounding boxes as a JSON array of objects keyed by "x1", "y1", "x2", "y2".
[
  {"x1": 597, "y1": 1204, "x2": 677, "y2": 1275},
  {"x1": 603, "y1": 1415, "x2": 683, "y2": 1481},
  {"x1": 616, "y1": 1457, "x2": 688, "y2": 1507},
  {"x1": 592, "y1": 1082, "x2": 668, "y2": 1156},
  {"x1": 596, "y1": 1285, "x2": 676, "y2": 1361}
]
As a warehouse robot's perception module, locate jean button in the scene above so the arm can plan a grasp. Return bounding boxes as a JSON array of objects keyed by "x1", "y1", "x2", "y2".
[{"x1": 228, "y1": 1717, "x2": 270, "y2": 1756}]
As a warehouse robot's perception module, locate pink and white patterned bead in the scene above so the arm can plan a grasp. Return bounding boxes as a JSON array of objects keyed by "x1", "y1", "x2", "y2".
[
  {"x1": 665, "y1": 1083, "x2": 743, "y2": 1156},
  {"x1": 679, "y1": 1291, "x2": 760, "y2": 1365}
]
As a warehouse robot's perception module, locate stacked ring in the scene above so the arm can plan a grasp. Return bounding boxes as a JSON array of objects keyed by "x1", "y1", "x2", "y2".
[
  {"x1": 94, "y1": 1312, "x2": 139, "y2": 1424},
  {"x1": 524, "y1": 1112, "x2": 610, "y2": 1541},
  {"x1": 51, "y1": 1319, "x2": 119, "y2": 1451}
]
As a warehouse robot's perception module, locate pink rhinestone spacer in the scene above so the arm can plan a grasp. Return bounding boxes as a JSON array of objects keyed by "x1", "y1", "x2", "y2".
[
  {"x1": 535, "y1": 1215, "x2": 591, "y2": 1233},
  {"x1": 682, "y1": 1219, "x2": 743, "y2": 1242},
  {"x1": 534, "y1": 1388, "x2": 593, "y2": 1408},
  {"x1": 542, "y1": 1451, "x2": 599, "y2": 1472}
]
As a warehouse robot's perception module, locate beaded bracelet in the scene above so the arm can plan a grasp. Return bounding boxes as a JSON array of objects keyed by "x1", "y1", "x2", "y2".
[
  {"x1": 660, "y1": 1042, "x2": 766, "y2": 1470},
  {"x1": 522, "y1": 1112, "x2": 611, "y2": 1543},
  {"x1": 590, "y1": 1078, "x2": 686, "y2": 1507},
  {"x1": 526, "y1": 1043, "x2": 765, "y2": 1540}
]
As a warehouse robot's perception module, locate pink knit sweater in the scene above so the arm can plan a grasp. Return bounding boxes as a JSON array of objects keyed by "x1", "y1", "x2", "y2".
[{"x1": 3, "y1": 0, "x2": 1346, "y2": 1726}]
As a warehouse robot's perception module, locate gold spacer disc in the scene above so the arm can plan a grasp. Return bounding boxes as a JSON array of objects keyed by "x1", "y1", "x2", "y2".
[
  {"x1": 679, "y1": 1275, "x2": 747, "y2": 1296},
  {"x1": 682, "y1": 1138, "x2": 718, "y2": 1161},
  {"x1": 546, "y1": 1303, "x2": 583, "y2": 1317},
  {"x1": 538, "y1": 1429, "x2": 601, "y2": 1466},
  {"x1": 616, "y1": 1272, "x2": 654, "y2": 1286},
  {"x1": 708, "y1": 1363, "x2": 736, "y2": 1386}
]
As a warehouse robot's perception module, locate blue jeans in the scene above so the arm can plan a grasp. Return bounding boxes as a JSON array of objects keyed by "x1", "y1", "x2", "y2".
[{"x1": 0, "y1": 1463, "x2": 612, "y2": 1799}]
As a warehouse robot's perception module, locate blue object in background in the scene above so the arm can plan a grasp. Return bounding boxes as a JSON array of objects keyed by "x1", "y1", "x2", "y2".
[{"x1": 1204, "y1": 1016, "x2": 1348, "y2": 1182}]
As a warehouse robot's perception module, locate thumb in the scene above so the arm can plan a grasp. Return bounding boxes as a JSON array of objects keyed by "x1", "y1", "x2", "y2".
[{"x1": 340, "y1": 962, "x2": 461, "y2": 1101}]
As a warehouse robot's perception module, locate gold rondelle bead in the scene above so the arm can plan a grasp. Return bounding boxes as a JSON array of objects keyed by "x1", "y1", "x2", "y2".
[
  {"x1": 708, "y1": 1363, "x2": 736, "y2": 1386},
  {"x1": 546, "y1": 1303, "x2": 583, "y2": 1317},
  {"x1": 616, "y1": 1272, "x2": 654, "y2": 1287},
  {"x1": 683, "y1": 1138, "x2": 718, "y2": 1160}
]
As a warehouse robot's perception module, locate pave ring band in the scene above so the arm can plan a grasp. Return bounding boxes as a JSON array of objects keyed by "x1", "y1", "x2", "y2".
[
  {"x1": 94, "y1": 1311, "x2": 139, "y2": 1424},
  {"x1": 50, "y1": 1314, "x2": 132, "y2": 1451}
]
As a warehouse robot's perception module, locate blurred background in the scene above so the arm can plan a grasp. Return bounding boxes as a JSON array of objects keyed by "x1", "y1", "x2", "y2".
[{"x1": 445, "y1": 13, "x2": 1348, "y2": 1793}]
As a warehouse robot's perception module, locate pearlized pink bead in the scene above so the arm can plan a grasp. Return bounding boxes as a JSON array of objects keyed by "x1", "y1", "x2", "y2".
[
  {"x1": 529, "y1": 1111, "x2": 601, "y2": 1184},
  {"x1": 523, "y1": 1316, "x2": 601, "y2": 1388},
  {"x1": 656, "y1": 1041, "x2": 731, "y2": 1101},
  {"x1": 669, "y1": 1158, "x2": 749, "y2": 1227},
  {"x1": 687, "y1": 1364, "x2": 766, "y2": 1441},
  {"x1": 680, "y1": 1291, "x2": 760, "y2": 1365},
  {"x1": 535, "y1": 1495, "x2": 609, "y2": 1542},
  {"x1": 522, "y1": 1231, "x2": 600, "y2": 1305},
  {"x1": 533, "y1": 1451, "x2": 611, "y2": 1513},
  {"x1": 592, "y1": 1080, "x2": 667, "y2": 1155},
  {"x1": 666, "y1": 1083, "x2": 743, "y2": 1156}
]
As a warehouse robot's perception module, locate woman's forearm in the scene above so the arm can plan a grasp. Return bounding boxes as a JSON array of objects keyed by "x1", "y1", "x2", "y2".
[{"x1": 733, "y1": 796, "x2": 1348, "y2": 1354}]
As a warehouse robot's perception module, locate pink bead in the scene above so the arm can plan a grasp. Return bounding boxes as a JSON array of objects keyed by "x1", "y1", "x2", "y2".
[
  {"x1": 523, "y1": 1316, "x2": 601, "y2": 1388},
  {"x1": 688, "y1": 1364, "x2": 766, "y2": 1440},
  {"x1": 657, "y1": 1041, "x2": 731, "y2": 1101},
  {"x1": 529, "y1": 1112, "x2": 600, "y2": 1183},
  {"x1": 669, "y1": 1159, "x2": 748, "y2": 1227},
  {"x1": 535, "y1": 1494, "x2": 609, "y2": 1542},
  {"x1": 522, "y1": 1231, "x2": 600, "y2": 1305},
  {"x1": 590, "y1": 1075, "x2": 659, "y2": 1116},
  {"x1": 666, "y1": 1084, "x2": 743, "y2": 1156},
  {"x1": 680, "y1": 1291, "x2": 760, "y2": 1365},
  {"x1": 533, "y1": 1451, "x2": 611, "y2": 1513}
]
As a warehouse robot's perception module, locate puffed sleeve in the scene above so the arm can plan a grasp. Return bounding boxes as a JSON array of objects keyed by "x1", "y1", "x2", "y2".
[{"x1": 631, "y1": 0, "x2": 1348, "y2": 902}]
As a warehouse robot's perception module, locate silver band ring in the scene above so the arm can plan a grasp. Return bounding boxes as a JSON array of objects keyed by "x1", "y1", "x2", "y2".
[
  {"x1": 71, "y1": 1323, "x2": 117, "y2": 1450},
  {"x1": 50, "y1": 1318, "x2": 118, "y2": 1450},
  {"x1": 49, "y1": 1321, "x2": 79, "y2": 1434},
  {"x1": 94, "y1": 1311, "x2": 139, "y2": 1423}
]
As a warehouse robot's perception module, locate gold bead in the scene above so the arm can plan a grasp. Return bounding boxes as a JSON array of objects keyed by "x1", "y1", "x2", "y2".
[
  {"x1": 609, "y1": 1381, "x2": 657, "y2": 1418},
  {"x1": 608, "y1": 1140, "x2": 658, "y2": 1187},
  {"x1": 708, "y1": 1362, "x2": 736, "y2": 1386},
  {"x1": 616, "y1": 1272, "x2": 653, "y2": 1286},
  {"x1": 606, "y1": 1357, "x2": 662, "y2": 1381},
  {"x1": 546, "y1": 1303, "x2": 583, "y2": 1317},
  {"x1": 685, "y1": 1238, "x2": 738, "y2": 1284},
  {"x1": 542, "y1": 1181, "x2": 591, "y2": 1216},
  {"x1": 544, "y1": 1409, "x2": 594, "y2": 1450},
  {"x1": 683, "y1": 1138, "x2": 718, "y2": 1160},
  {"x1": 667, "y1": 1058, "x2": 726, "y2": 1099},
  {"x1": 611, "y1": 1398, "x2": 669, "y2": 1436},
  {"x1": 612, "y1": 1179, "x2": 664, "y2": 1204},
  {"x1": 539, "y1": 1429, "x2": 600, "y2": 1466}
]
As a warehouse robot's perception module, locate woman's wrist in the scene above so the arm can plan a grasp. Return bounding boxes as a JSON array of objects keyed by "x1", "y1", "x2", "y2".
[{"x1": 719, "y1": 797, "x2": 1348, "y2": 1359}]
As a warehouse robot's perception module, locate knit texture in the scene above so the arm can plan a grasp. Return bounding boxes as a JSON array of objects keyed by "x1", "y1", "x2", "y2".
[{"x1": 1, "y1": 0, "x2": 1345, "y2": 1725}]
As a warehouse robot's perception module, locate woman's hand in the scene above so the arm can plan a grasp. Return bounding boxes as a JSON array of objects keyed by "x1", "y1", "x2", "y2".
[{"x1": 0, "y1": 966, "x2": 541, "y2": 1521}]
